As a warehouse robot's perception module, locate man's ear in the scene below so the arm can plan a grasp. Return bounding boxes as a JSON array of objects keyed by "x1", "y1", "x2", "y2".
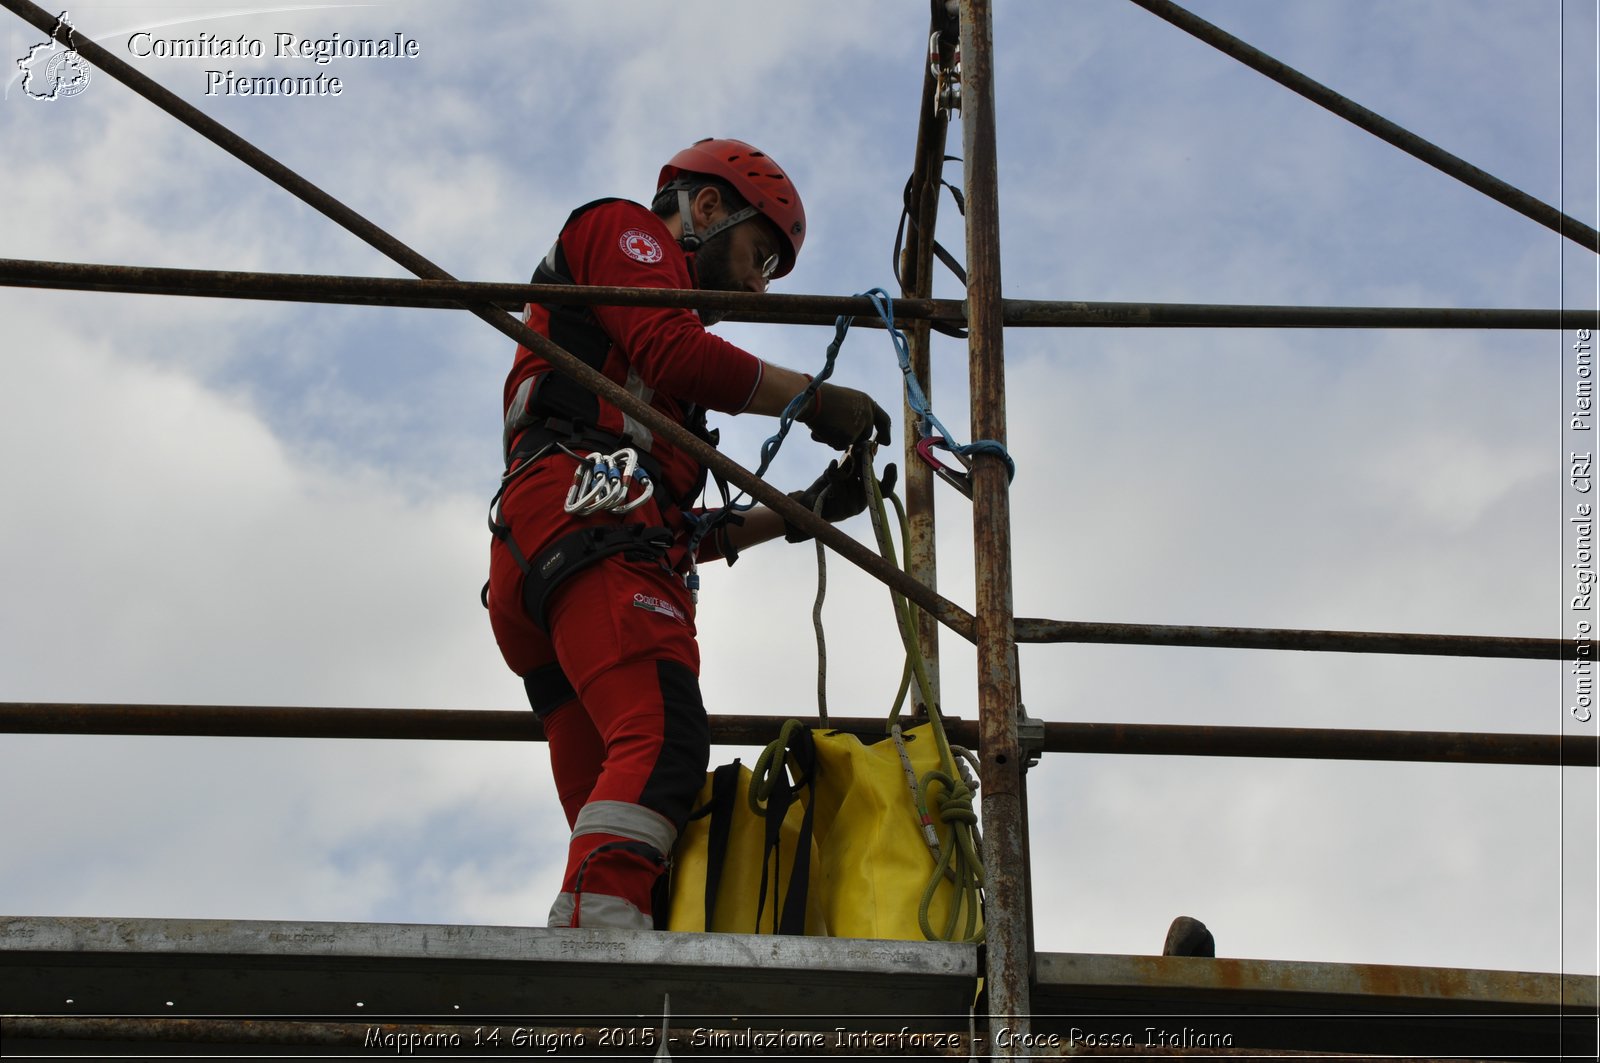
[{"x1": 691, "y1": 184, "x2": 724, "y2": 226}]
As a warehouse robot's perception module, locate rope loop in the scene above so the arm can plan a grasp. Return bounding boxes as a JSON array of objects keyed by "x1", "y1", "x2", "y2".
[{"x1": 748, "y1": 718, "x2": 808, "y2": 817}]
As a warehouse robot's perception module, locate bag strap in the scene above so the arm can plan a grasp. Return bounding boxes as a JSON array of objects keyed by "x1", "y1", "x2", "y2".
[
  {"x1": 775, "y1": 728, "x2": 817, "y2": 935},
  {"x1": 750, "y1": 724, "x2": 818, "y2": 936},
  {"x1": 701, "y1": 760, "x2": 741, "y2": 932},
  {"x1": 753, "y1": 759, "x2": 792, "y2": 934}
]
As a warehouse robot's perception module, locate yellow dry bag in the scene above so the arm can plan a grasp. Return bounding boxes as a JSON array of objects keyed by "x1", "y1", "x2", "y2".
[
  {"x1": 667, "y1": 721, "x2": 982, "y2": 942},
  {"x1": 665, "y1": 747, "x2": 827, "y2": 935}
]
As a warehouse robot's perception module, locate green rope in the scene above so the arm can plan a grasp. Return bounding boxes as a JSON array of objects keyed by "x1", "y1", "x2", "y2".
[
  {"x1": 748, "y1": 718, "x2": 808, "y2": 817},
  {"x1": 861, "y1": 456, "x2": 985, "y2": 944}
]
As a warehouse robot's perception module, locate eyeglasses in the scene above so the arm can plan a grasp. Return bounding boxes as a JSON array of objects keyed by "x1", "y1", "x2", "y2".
[{"x1": 758, "y1": 250, "x2": 780, "y2": 280}]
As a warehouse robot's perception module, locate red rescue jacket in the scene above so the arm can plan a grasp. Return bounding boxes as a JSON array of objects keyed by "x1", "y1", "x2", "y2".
[{"x1": 503, "y1": 199, "x2": 764, "y2": 508}]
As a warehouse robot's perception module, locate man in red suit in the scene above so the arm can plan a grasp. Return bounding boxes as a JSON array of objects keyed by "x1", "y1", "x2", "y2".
[{"x1": 487, "y1": 138, "x2": 889, "y2": 929}]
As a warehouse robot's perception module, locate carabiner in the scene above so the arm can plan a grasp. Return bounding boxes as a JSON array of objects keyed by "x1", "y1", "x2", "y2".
[
  {"x1": 929, "y1": 30, "x2": 961, "y2": 116},
  {"x1": 612, "y1": 449, "x2": 655, "y2": 515},
  {"x1": 915, "y1": 435, "x2": 974, "y2": 500},
  {"x1": 564, "y1": 454, "x2": 606, "y2": 514},
  {"x1": 565, "y1": 447, "x2": 654, "y2": 516}
]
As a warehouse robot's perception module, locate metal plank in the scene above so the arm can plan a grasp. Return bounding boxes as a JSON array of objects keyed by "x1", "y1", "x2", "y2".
[
  {"x1": 1031, "y1": 952, "x2": 1598, "y2": 1058},
  {"x1": 0, "y1": 917, "x2": 977, "y2": 1029}
]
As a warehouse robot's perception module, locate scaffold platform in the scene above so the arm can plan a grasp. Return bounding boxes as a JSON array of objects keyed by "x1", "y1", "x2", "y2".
[{"x1": 1, "y1": 916, "x2": 1593, "y2": 1057}]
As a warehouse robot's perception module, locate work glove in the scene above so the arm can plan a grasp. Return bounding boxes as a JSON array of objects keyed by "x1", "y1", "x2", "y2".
[
  {"x1": 784, "y1": 458, "x2": 898, "y2": 543},
  {"x1": 795, "y1": 382, "x2": 891, "y2": 449}
]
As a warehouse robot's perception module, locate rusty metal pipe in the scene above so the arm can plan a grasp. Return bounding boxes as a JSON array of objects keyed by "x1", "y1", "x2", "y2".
[
  {"x1": 1125, "y1": 0, "x2": 1600, "y2": 254},
  {"x1": 958, "y1": 0, "x2": 1033, "y2": 1049},
  {"x1": 0, "y1": 257, "x2": 948, "y2": 324},
  {"x1": 999, "y1": 298, "x2": 1582, "y2": 330},
  {"x1": 3, "y1": 703, "x2": 1593, "y2": 766},
  {"x1": 897, "y1": 2, "x2": 961, "y2": 715},
  {"x1": 1014, "y1": 618, "x2": 1572, "y2": 659},
  {"x1": 0, "y1": 258, "x2": 1583, "y2": 330}
]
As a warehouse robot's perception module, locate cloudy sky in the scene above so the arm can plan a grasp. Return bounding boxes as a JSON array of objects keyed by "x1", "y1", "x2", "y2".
[{"x1": 2, "y1": 0, "x2": 1596, "y2": 992}]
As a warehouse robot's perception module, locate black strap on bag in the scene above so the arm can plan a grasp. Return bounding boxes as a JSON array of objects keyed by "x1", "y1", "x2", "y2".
[
  {"x1": 752, "y1": 728, "x2": 817, "y2": 936},
  {"x1": 700, "y1": 760, "x2": 741, "y2": 932},
  {"x1": 693, "y1": 730, "x2": 818, "y2": 936}
]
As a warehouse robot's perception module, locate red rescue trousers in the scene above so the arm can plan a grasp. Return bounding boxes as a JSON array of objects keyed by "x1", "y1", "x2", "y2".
[{"x1": 487, "y1": 454, "x2": 709, "y2": 929}]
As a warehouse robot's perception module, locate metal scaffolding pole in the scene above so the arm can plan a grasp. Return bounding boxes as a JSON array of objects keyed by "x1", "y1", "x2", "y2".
[
  {"x1": 1013, "y1": 618, "x2": 1572, "y2": 659},
  {"x1": 4, "y1": 702, "x2": 1593, "y2": 767},
  {"x1": 1126, "y1": 0, "x2": 1600, "y2": 254},
  {"x1": 1, "y1": 257, "x2": 1583, "y2": 330},
  {"x1": 958, "y1": 0, "x2": 1033, "y2": 1047},
  {"x1": 896, "y1": 1, "x2": 962, "y2": 714}
]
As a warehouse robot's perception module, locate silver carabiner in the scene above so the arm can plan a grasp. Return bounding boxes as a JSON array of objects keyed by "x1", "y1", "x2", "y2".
[
  {"x1": 564, "y1": 453, "x2": 608, "y2": 514},
  {"x1": 564, "y1": 447, "x2": 654, "y2": 516},
  {"x1": 611, "y1": 449, "x2": 655, "y2": 515}
]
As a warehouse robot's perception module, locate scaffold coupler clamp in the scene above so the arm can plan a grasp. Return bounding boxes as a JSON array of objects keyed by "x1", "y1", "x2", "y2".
[
  {"x1": 929, "y1": 22, "x2": 961, "y2": 116},
  {"x1": 1017, "y1": 703, "x2": 1045, "y2": 771},
  {"x1": 915, "y1": 434, "x2": 974, "y2": 500},
  {"x1": 564, "y1": 446, "x2": 654, "y2": 517}
]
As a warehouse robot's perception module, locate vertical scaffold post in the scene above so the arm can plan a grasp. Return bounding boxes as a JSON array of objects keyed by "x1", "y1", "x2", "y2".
[
  {"x1": 898, "y1": 2, "x2": 960, "y2": 715},
  {"x1": 957, "y1": 0, "x2": 1033, "y2": 1051}
]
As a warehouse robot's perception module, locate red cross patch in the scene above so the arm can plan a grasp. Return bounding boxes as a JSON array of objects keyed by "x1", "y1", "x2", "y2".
[{"x1": 619, "y1": 229, "x2": 664, "y2": 264}]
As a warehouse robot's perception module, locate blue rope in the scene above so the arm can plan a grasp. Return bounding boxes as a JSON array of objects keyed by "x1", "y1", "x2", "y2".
[
  {"x1": 684, "y1": 305, "x2": 855, "y2": 560},
  {"x1": 684, "y1": 288, "x2": 1018, "y2": 576},
  {"x1": 865, "y1": 289, "x2": 1016, "y2": 482}
]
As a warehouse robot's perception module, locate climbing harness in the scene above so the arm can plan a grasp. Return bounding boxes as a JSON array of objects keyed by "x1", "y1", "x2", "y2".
[{"x1": 485, "y1": 415, "x2": 679, "y2": 631}]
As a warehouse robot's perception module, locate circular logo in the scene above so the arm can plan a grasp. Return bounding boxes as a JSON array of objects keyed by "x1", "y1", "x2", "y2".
[
  {"x1": 45, "y1": 50, "x2": 92, "y2": 98},
  {"x1": 619, "y1": 229, "x2": 664, "y2": 264}
]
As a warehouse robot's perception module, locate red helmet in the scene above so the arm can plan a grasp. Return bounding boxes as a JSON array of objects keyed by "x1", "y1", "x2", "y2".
[{"x1": 657, "y1": 138, "x2": 806, "y2": 277}]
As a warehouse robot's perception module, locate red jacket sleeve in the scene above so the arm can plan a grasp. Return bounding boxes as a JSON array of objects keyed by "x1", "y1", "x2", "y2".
[{"x1": 562, "y1": 201, "x2": 764, "y2": 413}]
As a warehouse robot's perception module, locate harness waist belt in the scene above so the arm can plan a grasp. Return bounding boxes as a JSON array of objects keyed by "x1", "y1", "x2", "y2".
[
  {"x1": 521, "y1": 523, "x2": 677, "y2": 632},
  {"x1": 509, "y1": 417, "x2": 670, "y2": 498}
]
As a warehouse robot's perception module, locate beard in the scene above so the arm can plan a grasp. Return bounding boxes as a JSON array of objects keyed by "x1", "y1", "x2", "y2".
[{"x1": 691, "y1": 230, "x2": 740, "y2": 324}]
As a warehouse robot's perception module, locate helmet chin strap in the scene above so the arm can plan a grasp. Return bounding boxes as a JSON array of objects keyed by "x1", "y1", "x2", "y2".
[{"x1": 675, "y1": 188, "x2": 758, "y2": 253}]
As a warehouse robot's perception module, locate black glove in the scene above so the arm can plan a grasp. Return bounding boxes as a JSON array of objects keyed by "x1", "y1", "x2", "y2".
[
  {"x1": 795, "y1": 382, "x2": 891, "y2": 449},
  {"x1": 784, "y1": 459, "x2": 898, "y2": 543}
]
